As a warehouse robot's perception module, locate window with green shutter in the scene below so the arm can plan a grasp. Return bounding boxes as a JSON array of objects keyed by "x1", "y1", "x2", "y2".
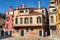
[
  {"x1": 24, "y1": 18, "x2": 28, "y2": 24},
  {"x1": 30, "y1": 17, "x2": 32, "y2": 24},
  {"x1": 20, "y1": 18, "x2": 23, "y2": 24},
  {"x1": 37, "y1": 17, "x2": 42, "y2": 23},
  {"x1": 15, "y1": 18, "x2": 18, "y2": 24},
  {"x1": 20, "y1": 10, "x2": 24, "y2": 13},
  {"x1": 52, "y1": 9, "x2": 56, "y2": 13},
  {"x1": 25, "y1": 10, "x2": 28, "y2": 12}
]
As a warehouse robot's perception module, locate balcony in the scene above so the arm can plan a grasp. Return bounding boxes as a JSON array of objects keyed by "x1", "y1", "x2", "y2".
[{"x1": 13, "y1": 23, "x2": 42, "y2": 27}]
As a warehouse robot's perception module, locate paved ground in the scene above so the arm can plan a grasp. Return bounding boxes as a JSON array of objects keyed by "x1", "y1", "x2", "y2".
[
  {"x1": 0, "y1": 36, "x2": 59, "y2": 40},
  {"x1": 1, "y1": 35, "x2": 60, "y2": 40}
]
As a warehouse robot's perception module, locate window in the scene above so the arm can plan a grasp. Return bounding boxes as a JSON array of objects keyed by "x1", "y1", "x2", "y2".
[
  {"x1": 20, "y1": 10, "x2": 24, "y2": 13},
  {"x1": 51, "y1": 2, "x2": 54, "y2": 4},
  {"x1": 20, "y1": 18, "x2": 23, "y2": 24},
  {"x1": 15, "y1": 18, "x2": 18, "y2": 24},
  {"x1": 31, "y1": 28, "x2": 33, "y2": 31},
  {"x1": 39, "y1": 30, "x2": 42, "y2": 36},
  {"x1": 16, "y1": 29, "x2": 19, "y2": 32},
  {"x1": 25, "y1": 10, "x2": 28, "y2": 12},
  {"x1": 52, "y1": 9, "x2": 56, "y2": 13},
  {"x1": 30, "y1": 17, "x2": 32, "y2": 24},
  {"x1": 6, "y1": 24, "x2": 8, "y2": 28},
  {"x1": 6, "y1": 17, "x2": 10, "y2": 21},
  {"x1": 37, "y1": 17, "x2": 42, "y2": 23},
  {"x1": 51, "y1": 26, "x2": 56, "y2": 31},
  {"x1": 42, "y1": 10, "x2": 44, "y2": 14},
  {"x1": 24, "y1": 18, "x2": 28, "y2": 24},
  {"x1": 51, "y1": 16, "x2": 54, "y2": 23},
  {"x1": 26, "y1": 28, "x2": 29, "y2": 32}
]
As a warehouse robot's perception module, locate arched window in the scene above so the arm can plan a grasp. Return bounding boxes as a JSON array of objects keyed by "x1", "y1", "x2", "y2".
[
  {"x1": 30, "y1": 17, "x2": 32, "y2": 24},
  {"x1": 37, "y1": 17, "x2": 42, "y2": 23},
  {"x1": 51, "y1": 16, "x2": 54, "y2": 23},
  {"x1": 15, "y1": 18, "x2": 18, "y2": 24},
  {"x1": 24, "y1": 18, "x2": 28, "y2": 24}
]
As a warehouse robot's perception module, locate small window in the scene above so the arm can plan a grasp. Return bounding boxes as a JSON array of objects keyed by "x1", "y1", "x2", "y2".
[
  {"x1": 26, "y1": 28, "x2": 29, "y2": 32},
  {"x1": 20, "y1": 10, "x2": 24, "y2": 13}
]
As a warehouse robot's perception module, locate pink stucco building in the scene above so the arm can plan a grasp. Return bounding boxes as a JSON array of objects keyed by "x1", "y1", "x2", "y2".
[{"x1": 5, "y1": 6, "x2": 14, "y2": 36}]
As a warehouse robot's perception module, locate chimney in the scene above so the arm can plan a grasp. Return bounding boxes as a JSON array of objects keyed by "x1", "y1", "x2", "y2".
[
  {"x1": 21, "y1": 4, "x2": 25, "y2": 8},
  {"x1": 9, "y1": 6, "x2": 13, "y2": 11},
  {"x1": 38, "y1": 1, "x2": 40, "y2": 9}
]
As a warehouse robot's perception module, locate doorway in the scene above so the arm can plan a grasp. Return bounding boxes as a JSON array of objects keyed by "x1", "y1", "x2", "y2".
[{"x1": 21, "y1": 30, "x2": 24, "y2": 36}]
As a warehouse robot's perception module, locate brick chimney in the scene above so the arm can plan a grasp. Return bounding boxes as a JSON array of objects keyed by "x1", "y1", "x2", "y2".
[{"x1": 20, "y1": 4, "x2": 25, "y2": 8}]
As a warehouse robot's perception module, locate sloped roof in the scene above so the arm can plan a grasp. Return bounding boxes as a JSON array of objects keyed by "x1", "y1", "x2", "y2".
[{"x1": 0, "y1": 19, "x2": 5, "y2": 26}]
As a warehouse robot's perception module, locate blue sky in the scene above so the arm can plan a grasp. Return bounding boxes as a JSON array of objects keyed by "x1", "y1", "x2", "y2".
[{"x1": 0, "y1": 0, "x2": 50, "y2": 13}]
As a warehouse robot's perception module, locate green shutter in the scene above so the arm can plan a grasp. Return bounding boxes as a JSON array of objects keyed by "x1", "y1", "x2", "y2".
[
  {"x1": 30, "y1": 17, "x2": 32, "y2": 24},
  {"x1": 40, "y1": 17, "x2": 41, "y2": 23},
  {"x1": 37, "y1": 17, "x2": 38, "y2": 23},
  {"x1": 21, "y1": 30, "x2": 24, "y2": 36},
  {"x1": 20, "y1": 18, "x2": 23, "y2": 24},
  {"x1": 52, "y1": 9, "x2": 56, "y2": 13},
  {"x1": 39, "y1": 30, "x2": 42, "y2": 36},
  {"x1": 24, "y1": 18, "x2": 28, "y2": 24},
  {"x1": 37, "y1": 17, "x2": 41, "y2": 23},
  {"x1": 25, "y1": 10, "x2": 28, "y2": 12},
  {"x1": 15, "y1": 18, "x2": 18, "y2": 24}
]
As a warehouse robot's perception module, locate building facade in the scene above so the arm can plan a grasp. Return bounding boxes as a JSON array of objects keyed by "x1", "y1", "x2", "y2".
[
  {"x1": 13, "y1": 1, "x2": 49, "y2": 37},
  {"x1": 5, "y1": 6, "x2": 14, "y2": 37},
  {"x1": 49, "y1": 0, "x2": 57, "y2": 37},
  {"x1": 56, "y1": 0, "x2": 60, "y2": 37}
]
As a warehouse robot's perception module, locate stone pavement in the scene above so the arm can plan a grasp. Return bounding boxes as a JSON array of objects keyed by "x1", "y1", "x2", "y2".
[{"x1": 1, "y1": 37, "x2": 54, "y2": 40}]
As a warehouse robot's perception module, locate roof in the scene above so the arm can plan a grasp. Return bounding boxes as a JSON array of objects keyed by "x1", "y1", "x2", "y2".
[
  {"x1": 0, "y1": 19, "x2": 5, "y2": 26},
  {"x1": 14, "y1": 8, "x2": 38, "y2": 10}
]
